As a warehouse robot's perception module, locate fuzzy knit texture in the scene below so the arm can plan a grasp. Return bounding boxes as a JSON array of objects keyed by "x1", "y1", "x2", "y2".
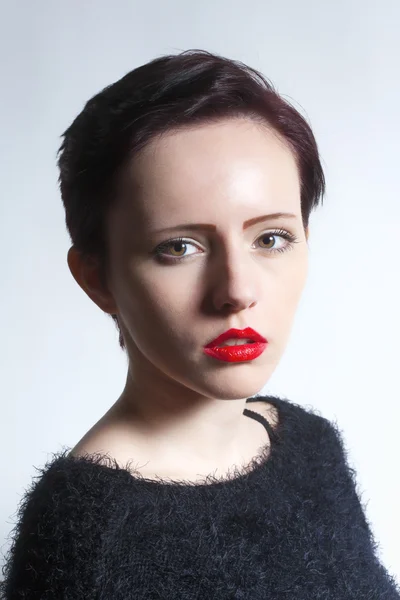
[{"x1": 1, "y1": 394, "x2": 399, "y2": 599}]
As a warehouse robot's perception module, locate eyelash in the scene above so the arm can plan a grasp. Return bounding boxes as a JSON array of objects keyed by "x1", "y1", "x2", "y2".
[{"x1": 153, "y1": 229, "x2": 300, "y2": 264}]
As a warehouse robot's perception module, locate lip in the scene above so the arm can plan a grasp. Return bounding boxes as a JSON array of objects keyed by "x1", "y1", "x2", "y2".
[
  {"x1": 203, "y1": 342, "x2": 267, "y2": 363},
  {"x1": 203, "y1": 327, "x2": 268, "y2": 363},
  {"x1": 204, "y1": 327, "x2": 267, "y2": 348}
]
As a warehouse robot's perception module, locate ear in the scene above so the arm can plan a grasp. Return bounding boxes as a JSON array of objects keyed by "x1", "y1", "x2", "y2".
[
  {"x1": 305, "y1": 226, "x2": 310, "y2": 241},
  {"x1": 67, "y1": 246, "x2": 118, "y2": 315}
]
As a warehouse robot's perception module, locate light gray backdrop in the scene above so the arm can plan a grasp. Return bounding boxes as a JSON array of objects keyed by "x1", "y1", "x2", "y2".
[{"x1": 1, "y1": 0, "x2": 399, "y2": 580}]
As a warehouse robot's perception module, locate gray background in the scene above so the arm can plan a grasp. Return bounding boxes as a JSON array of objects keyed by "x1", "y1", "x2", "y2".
[{"x1": 1, "y1": 0, "x2": 399, "y2": 580}]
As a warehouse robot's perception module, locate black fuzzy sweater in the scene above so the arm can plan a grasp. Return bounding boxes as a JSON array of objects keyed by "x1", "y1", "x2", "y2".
[{"x1": 1, "y1": 395, "x2": 399, "y2": 599}]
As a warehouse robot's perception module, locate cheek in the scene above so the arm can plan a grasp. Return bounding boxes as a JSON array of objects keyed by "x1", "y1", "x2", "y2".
[
  {"x1": 282, "y1": 268, "x2": 307, "y2": 306},
  {"x1": 268, "y1": 261, "x2": 308, "y2": 328},
  {"x1": 117, "y1": 268, "x2": 192, "y2": 342}
]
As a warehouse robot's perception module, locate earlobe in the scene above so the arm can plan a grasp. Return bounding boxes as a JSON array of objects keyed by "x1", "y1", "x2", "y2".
[{"x1": 66, "y1": 246, "x2": 118, "y2": 315}]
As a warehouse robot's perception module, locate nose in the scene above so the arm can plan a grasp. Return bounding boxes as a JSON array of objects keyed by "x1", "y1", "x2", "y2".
[{"x1": 210, "y1": 248, "x2": 259, "y2": 313}]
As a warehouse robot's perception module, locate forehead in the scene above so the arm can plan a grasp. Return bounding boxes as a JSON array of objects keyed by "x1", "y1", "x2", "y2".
[{"x1": 115, "y1": 117, "x2": 301, "y2": 226}]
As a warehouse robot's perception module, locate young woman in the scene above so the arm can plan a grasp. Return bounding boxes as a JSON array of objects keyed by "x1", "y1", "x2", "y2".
[{"x1": 2, "y1": 49, "x2": 399, "y2": 599}]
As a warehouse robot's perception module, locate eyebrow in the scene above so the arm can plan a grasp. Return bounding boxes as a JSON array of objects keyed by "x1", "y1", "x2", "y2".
[{"x1": 152, "y1": 212, "x2": 298, "y2": 235}]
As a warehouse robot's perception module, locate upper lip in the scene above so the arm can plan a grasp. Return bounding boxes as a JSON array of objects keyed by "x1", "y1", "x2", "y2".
[{"x1": 205, "y1": 327, "x2": 267, "y2": 348}]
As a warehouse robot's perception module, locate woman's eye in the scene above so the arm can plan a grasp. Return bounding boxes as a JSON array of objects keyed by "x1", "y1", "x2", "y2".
[
  {"x1": 258, "y1": 233, "x2": 285, "y2": 251},
  {"x1": 159, "y1": 238, "x2": 197, "y2": 259},
  {"x1": 153, "y1": 230, "x2": 299, "y2": 263}
]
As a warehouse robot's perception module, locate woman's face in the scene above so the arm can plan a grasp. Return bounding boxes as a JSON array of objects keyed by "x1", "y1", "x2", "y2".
[{"x1": 104, "y1": 117, "x2": 309, "y2": 402}]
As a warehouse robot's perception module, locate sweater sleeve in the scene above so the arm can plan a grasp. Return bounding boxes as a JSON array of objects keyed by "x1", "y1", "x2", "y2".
[
  {"x1": 0, "y1": 451, "x2": 115, "y2": 600},
  {"x1": 316, "y1": 415, "x2": 400, "y2": 599}
]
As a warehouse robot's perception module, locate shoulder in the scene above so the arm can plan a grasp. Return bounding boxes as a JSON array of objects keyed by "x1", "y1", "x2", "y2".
[
  {"x1": 1, "y1": 450, "x2": 123, "y2": 598},
  {"x1": 6, "y1": 449, "x2": 129, "y2": 555},
  {"x1": 16, "y1": 443, "x2": 134, "y2": 522},
  {"x1": 265, "y1": 396, "x2": 361, "y2": 496},
  {"x1": 259, "y1": 393, "x2": 330, "y2": 431},
  {"x1": 14, "y1": 449, "x2": 115, "y2": 512},
  {"x1": 69, "y1": 423, "x2": 142, "y2": 475},
  {"x1": 260, "y1": 394, "x2": 349, "y2": 457}
]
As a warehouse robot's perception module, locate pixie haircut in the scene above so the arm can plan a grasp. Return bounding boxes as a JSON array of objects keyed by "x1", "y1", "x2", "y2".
[{"x1": 57, "y1": 49, "x2": 326, "y2": 351}]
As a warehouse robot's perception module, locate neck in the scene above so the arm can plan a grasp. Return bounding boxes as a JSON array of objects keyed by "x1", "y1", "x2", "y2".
[{"x1": 108, "y1": 366, "x2": 263, "y2": 467}]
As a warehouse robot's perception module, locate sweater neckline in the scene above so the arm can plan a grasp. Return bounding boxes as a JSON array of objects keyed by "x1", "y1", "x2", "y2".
[{"x1": 65, "y1": 395, "x2": 288, "y2": 491}]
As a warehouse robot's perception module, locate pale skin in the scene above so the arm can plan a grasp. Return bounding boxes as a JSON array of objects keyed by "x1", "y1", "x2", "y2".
[{"x1": 67, "y1": 116, "x2": 310, "y2": 482}]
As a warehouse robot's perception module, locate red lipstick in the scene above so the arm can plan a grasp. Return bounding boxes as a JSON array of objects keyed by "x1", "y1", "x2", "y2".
[{"x1": 203, "y1": 327, "x2": 268, "y2": 363}]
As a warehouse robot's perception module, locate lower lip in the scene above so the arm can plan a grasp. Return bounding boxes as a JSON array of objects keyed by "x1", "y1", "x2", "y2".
[{"x1": 203, "y1": 342, "x2": 268, "y2": 363}]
